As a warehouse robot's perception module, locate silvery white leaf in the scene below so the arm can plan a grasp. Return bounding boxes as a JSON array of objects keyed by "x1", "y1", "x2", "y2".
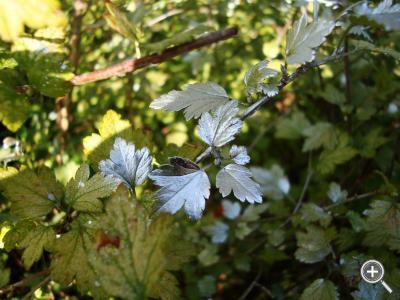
[
  {"x1": 251, "y1": 165, "x2": 290, "y2": 201},
  {"x1": 149, "y1": 82, "x2": 230, "y2": 120},
  {"x1": 286, "y1": 14, "x2": 336, "y2": 65},
  {"x1": 99, "y1": 137, "x2": 152, "y2": 189},
  {"x1": 327, "y1": 182, "x2": 348, "y2": 203},
  {"x1": 198, "y1": 100, "x2": 242, "y2": 147},
  {"x1": 205, "y1": 221, "x2": 229, "y2": 244},
  {"x1": 356, "y1": 0, "x2": 400, "y2": 31},
  {"x1": 229, "y1": 145, "x2": 250, "y2": 165},
  {"x1": 349, "y1": 25, "x2": 372, "y2": 42},
  {"x1": 216, "y1": 164, "x2": 262, "y2": 204},
  {"x1": 260, "y1": 83, "x2": 279, "y2": 97},
  {"x1": 149, "y1": 157, "x2": 210, "y2": 219},
  {"x1": 222, "y1": 199, "x2": 241, "y2": 220},
  {"x1": 244, "y1": 60, "x2": 278, "y2": 94}
]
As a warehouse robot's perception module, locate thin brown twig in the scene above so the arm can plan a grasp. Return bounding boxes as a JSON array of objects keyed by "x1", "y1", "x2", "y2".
[
  {"x1": 21, "y1": 275, "x2": 51, "y2": 300},
  {"x1": 70, "y1": 27, "x2": 239, "y2": 85},
  {"x1": 0, "y1": 268, "x2": 50, "y2": 296}
]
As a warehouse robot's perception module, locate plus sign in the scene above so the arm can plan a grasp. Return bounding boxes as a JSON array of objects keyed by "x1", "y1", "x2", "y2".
[{"x1": 367, "y1": 266, "x2": 379, "y2": 278}]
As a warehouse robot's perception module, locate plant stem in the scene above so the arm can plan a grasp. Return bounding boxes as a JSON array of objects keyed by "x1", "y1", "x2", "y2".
[
  {"x1": 0, "y1": 269, "x2": 50, "y2": 296},
  {"x1": 71, "y1": 27, "x2": 239, "y2": 85}
]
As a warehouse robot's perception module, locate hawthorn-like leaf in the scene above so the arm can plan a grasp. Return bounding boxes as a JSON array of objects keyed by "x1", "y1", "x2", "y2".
[
  {"x1": 327, "y1": 182, "x2": 348, "y2": 203},
  {"x1": 251, "y1": 165, "x2": 290, "y2": 201},
  {"x1": 150, "y1": 82, "x2": 230, "y2": 120},
  {"x1": 317, "y1": 146, "x2": 357, "y2": 174},
  {"x1": 149, "y1": 157, "x2": 211, "y2": 219},
  {"x1": 83, "y1": 110, "x2": 152, "y2": 170},
  {"x1": 295, "y1": 226, "x2": 334, "y2": 263},
  {"x1": 229, "y1": 145, "x2": 250, "y2": 165},
  {"x1": 240, "y1": 204, "x2": 268, "y2": 222},
  {"x1": 89, "y1": 186, "x2": 195, "y2": 300},
  {"x1": 0, "y1": 82, "x2": 30, "y2": 132},
  {"x1": 352, "y1": 39, "x2": 400, "y2": 60},
  {"x1": 286, "y1": 14, "x2": 336, "y2": 65},
  {"x1": 4, "y1": 221, "x2": 55, "y2": 269},
  {"x1": 302, "y1": 122, "x2": 337, "y2": 152},
  {"x1": 198, "y1": 100, "x2": 242, "y2": 147},
  {"x1": 260, "y1": 83, "x2": 279, "y2": 97},
  {"x1": 0, "y1": 167, "x2": 63, "y2": 219},
  {"x1": 65, "y1": 164, "x2": 116, "y2": 213},
  {"x1": 356, "y1": 0, "x2": 400, "y2": 31},
  {"x1": 222, "y1": 199, "x2": 241, "y2": 220},
  {"x1": 99, "y1": 137, "x2": 152, "y2": 189},
  {"x1": 349, "y1": 25, "x2": 372, "y2": 42},
  {"x1": 352, "y1": 281, "x2": 384, "y2": 300},
  {"x1": 300, "y1": 279, "x2": 339, "y2": 300},
  {"x1": 216, "y1": 164, "x2": 262, "y2": 204},
  {"x1": 205, "y1": 221, "x2": 229, "y2": 244},
  {"x1": 275, "y1": 111, "x2": 311, "y2": 140},
  {"x1": 363, "y1": 200, "x2": 400, "y2": 251},
  {"x1": 244, "y1": 60, "x2": 278, "y2": 94},
  {"x1": 51, "y1": 215, "x2": 98, "y2": 294},
  {"x1": 297, "y1": 203, "x2": 332, "y2": 227}
]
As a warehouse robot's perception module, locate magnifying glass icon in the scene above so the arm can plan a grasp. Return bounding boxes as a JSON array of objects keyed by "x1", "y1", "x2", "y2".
[{"x1": 360, "y1": 260, "x2": 392, "y2": 294}]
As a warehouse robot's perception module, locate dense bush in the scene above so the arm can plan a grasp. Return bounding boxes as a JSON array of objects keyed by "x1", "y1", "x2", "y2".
[{"x1": 0, "y1": 0, "x2": 399, "y2": 299}]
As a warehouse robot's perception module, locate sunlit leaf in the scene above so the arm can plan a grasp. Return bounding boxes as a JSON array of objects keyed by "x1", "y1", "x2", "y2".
[
  {"x1": 229, "y1": 145, "x2": 250, "y2": 165},
  {"x1": 216, "y1": 164, "x2": 262, "y2": 204},
  {"x1": 198, "y1": 100, "x2": 242, "y2": 147},
  {"x1": 89, "y1": 186, "x2": 195, "y2": 299},
  {"x1": 65, "y1": 164, "x2": 116, "y2": 213},
  {"x1": 0, "y1": 82, "x2": 30, "y2": 131},
  {"x1": 83, "y1": 110, "x2": 152, "y2": 170},
  {"x1": 286, "y1": 14, "x2": 335, "y2": 65},
  {"x1": 149, "y1": 157, "x2": 211, "y2": 219},
  {"x1": 0, "y1": 167, "x2": 63, "y2": 219},
  {"x1": 150, "y1": 82, "x2": 230, "y2": 120},
  {"x1": 244, "y1": 60, "x2": 278, "y2": 94},
  {"x1": 0, "y1": 0, "x2": 66, "y2": 42},
  {"x1": 356, "y1": 0, "x2": 400, "y2": 31},
  {"x1": 99, "y1": 137, "x2": 152, "y2": 189}
]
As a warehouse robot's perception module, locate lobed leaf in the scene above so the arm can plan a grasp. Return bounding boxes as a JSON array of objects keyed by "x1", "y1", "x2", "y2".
[
  {"x1": 150, "y1": 82, "x2": 230, "y2": 120},
  {"x1": 198, "y1": 100, "x2": 242, "y2": 147},
  {"x1": 216, "y1": 164, "x2": 262, "y2": 204}
]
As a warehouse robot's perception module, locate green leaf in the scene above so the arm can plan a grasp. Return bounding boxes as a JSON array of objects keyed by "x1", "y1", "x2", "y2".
[
  {"x1": 0, "y1": 167, "x2": 63, "y2": 219},
  {"x1": 317, "y1": 146, "x2": 357, "y2": 174},
  {"x1": 50, "y1": 215, "x2": 98, "y2": 293},
  {"x1": 65, "y1": 164, "x2": 116, "y2": 213},
  {"x1": 327, "y1": 182, "x2": 348, "y2": 203},
  {"x1": 302, "y1": 122, "x2": 337, "y2": 152},
  {"x1": 0, "y1": 262, "x2": 10, "y2": 288},
  {"x1": 89, "y1": 186, "x2": 195, "y2": 299},
  {"x1": 297, "y1": 203, "x2": 332, "y2": 227},
  {"x1": 351, "y1": 281, "x2": 384, "y2": 300},
  {"x1": 0, "y1": 52, "x2": 18, "y2": 69},
  {"x1": 363, "y1": 200, "x2": 400, "y2": 251},
  {"x1": 300, "y1": 279, "x2": 339, "y2": 300},
  {"x1": 12, "y1": 28, "x2": 73, "y2": 97},
  {"x1": 358, "y1": 128, "x2": 388, "y2": 158},
  {"x1": 275, "y1": 111, "x2": 311, "y2": 140},
  {"x1": 295, "y1": 226, "x2": 334, "y2": 263},
  {"x1": 352, "y1": 40, "x2": 400, "y2": 60},
  {"x1": 319, "y1": 85, "x2": 346, "y2": 106},
  {"x1": 244, "y1": 60, "x2": 278, "y2": 95},
  {"x1": 105, "y1": 1, "x2": 145, "y2": 42},
  {"x1": 0, "y1": 0, "x2": 66, "y2": 42},
  {"x1": 83, "y1": 110, "x2": 152, "y2": 170},
  {"x1": 145, "y1": 25, "x2": 213, "y2": 53},
  {"x1": 5, "y1": 220, "x2": 55, "y2": 269},
  {"x1": 240, "y1": 203, "x2": 269, "y2": 222},
  {"x1": 0, "y1": 82, "x2": 30, "y2": 131},
  {"x1": 197, "y1": 275, "x2": 216, "y2": 298}
]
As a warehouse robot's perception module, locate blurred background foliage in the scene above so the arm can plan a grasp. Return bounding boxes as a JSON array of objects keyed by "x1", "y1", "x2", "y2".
[{"x1": 0, "y1": 0, "x2": 399, "y2": 299}]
